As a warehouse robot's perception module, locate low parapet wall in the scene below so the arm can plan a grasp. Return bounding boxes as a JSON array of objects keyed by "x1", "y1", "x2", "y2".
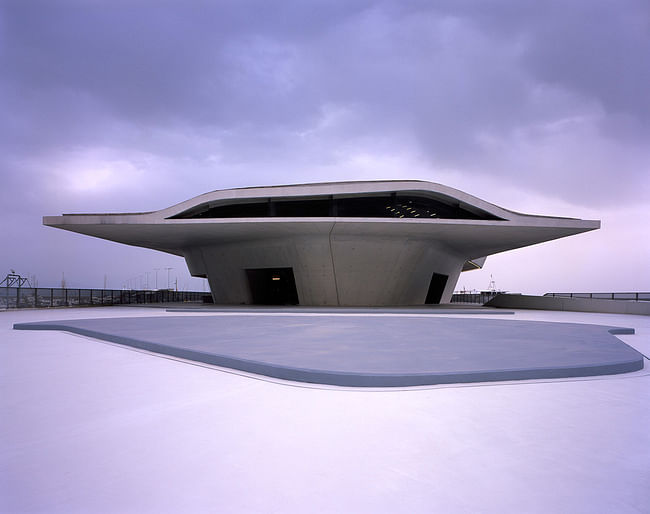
[{"x1": 486, "y1": 293, "x2": 650, "y2": 316}]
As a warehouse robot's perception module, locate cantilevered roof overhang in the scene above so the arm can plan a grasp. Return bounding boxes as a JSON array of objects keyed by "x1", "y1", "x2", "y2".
[{"x1": 43, "y1": 180, "x2": 600, "y2": 261}]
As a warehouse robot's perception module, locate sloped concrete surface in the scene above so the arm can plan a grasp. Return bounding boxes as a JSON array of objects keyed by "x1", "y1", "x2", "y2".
[{"x1": 14, "y1": 315, "x2": 643, "y2": 386}]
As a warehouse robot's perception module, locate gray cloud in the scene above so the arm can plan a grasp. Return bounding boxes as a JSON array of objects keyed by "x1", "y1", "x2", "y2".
[{"x1": 1, "y1": 0, "x2": 648, "y2": 289}]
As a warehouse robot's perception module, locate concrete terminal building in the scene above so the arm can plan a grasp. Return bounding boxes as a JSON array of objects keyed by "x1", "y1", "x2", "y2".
[{"x1": 44, "y1": 181, "x2": 599, "y2": 306}]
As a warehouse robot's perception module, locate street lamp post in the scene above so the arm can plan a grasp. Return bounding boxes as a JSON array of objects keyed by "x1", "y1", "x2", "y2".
[{"x1": 164, "y1": 267, "x2": 173, "y2": 290}]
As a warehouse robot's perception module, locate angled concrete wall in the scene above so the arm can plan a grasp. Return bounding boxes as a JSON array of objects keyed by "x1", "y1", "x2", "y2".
[
  {"x1": 486, "y1": 294, "x2": 650, "y2": 316},
  {"x1": 186, "y1": 232, "x2": 463, "y2": 306}
]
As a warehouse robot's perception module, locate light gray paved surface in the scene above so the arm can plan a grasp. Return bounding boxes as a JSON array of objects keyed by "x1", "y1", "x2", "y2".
[
  {"x1": 14, "y1": 315, "x2": 643, "y2": 386},
  {"x1": 3, "y1": 307, "x2": 650, "y2": 514}
]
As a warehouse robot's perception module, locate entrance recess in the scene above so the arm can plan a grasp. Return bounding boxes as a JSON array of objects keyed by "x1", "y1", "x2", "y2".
[
  {"x1": 246, "y1": 268, "x2": 299, "y2": 305},
  {"x1": 425, "y1": 272, "x2": 449, "y2": 304}
]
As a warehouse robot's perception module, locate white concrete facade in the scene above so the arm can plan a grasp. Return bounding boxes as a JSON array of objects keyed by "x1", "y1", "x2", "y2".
[
  {"x1": 184, "y1": 233, "x2": 462, "y2": 305},
  {"x1": 44, "y1": 180, "x2": 599, "y2": 306}
]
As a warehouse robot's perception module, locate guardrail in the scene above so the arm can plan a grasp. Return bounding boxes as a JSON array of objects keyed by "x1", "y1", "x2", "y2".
[
  {"x1": 1, "y1": 287, "x2": 209, "y2": 309},
  {"x1": 450, "y1": 292, "x2": 500, "y2": 305},
  {"x1": 544, "y1": 292, "x2": 650, "y2": 301}
]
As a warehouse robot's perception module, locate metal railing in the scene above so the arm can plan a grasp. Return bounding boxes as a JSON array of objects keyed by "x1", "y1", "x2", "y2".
[
  {"x1": 1, "y1": 287, "x2": 209, "y2": 309},
  {"x1": 450, "y1": 292, "x2": 500, "y2": 305},
  {"x1": 544, "y1": 292, "x2": 650, "y2": 301}
]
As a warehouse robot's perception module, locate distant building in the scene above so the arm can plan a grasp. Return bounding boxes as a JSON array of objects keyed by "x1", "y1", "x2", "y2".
[{"x1": 44, "y1": 181, "x2": 599, "y2": 306}]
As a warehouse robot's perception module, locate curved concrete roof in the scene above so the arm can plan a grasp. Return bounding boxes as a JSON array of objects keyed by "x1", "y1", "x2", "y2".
[{"x1": 43, "y1": 180, "x2": 599, "y2": 260}]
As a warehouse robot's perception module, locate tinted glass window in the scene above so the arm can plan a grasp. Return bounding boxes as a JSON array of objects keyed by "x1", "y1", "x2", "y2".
[{"x1": 170, "y1": 194, "x2": 502, "y2": 220}]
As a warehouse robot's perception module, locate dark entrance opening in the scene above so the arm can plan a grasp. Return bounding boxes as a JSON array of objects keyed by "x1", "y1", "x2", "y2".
[
  {"x1": 425, "y1": 272, "x2": 449, "y2": 304},
  {"x1": 246, "y1": 268, "x2": 299, "y2": 305}
]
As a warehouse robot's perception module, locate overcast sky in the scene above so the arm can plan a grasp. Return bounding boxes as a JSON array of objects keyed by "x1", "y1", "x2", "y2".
[{"x1": 1, "y1": 0, "x2": 648, "y2": 294}]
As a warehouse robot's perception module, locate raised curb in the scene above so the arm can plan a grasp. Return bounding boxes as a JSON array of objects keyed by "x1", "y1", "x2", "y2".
[{"x1": 14, "y1": 316, "x2": 644, "y2": 387}]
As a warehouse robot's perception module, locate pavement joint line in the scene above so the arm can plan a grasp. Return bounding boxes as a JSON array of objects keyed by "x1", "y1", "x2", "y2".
[{"x1": 162, "y1": 310, "x2": 514, "y2": 318}]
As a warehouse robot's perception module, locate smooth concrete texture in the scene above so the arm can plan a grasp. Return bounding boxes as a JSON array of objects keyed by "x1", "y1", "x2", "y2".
[
  {"x1": 487, "y1": 293, "x2": 650, "y2": 315},
  {"x1": 2, "y1": 307, "x2": 650, "y2": 514},
  {"x1": 43, "y1": 180, "x2": 599, "y2": 305},
  {"x1": 14, "y1": 315, "x2": 643, "y2": 386}
]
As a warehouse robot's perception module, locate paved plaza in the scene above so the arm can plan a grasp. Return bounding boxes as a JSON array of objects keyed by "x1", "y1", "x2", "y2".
[
  {"x1": 2, "y1": 306, "x2": 649, "y2": 513},
  {"x1": 14, "y1": 312, "x2": 643, "y2": 386}
]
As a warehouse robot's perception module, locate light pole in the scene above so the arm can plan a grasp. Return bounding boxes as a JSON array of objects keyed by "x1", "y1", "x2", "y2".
[
  {"x1": 154, "y1": 268, "x2": 160, "y2": 290},
  {"x1": 164, "y1": 267, "x2": 173, "y2": 290}
]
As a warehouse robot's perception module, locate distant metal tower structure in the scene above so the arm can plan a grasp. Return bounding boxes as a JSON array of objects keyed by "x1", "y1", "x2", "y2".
[
  {"x1": 487, "y1": 274, "x2": 497, "y2": 293},
  {"x1": 1, "y1": 270, "x2": 32, "y2": 288}
]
